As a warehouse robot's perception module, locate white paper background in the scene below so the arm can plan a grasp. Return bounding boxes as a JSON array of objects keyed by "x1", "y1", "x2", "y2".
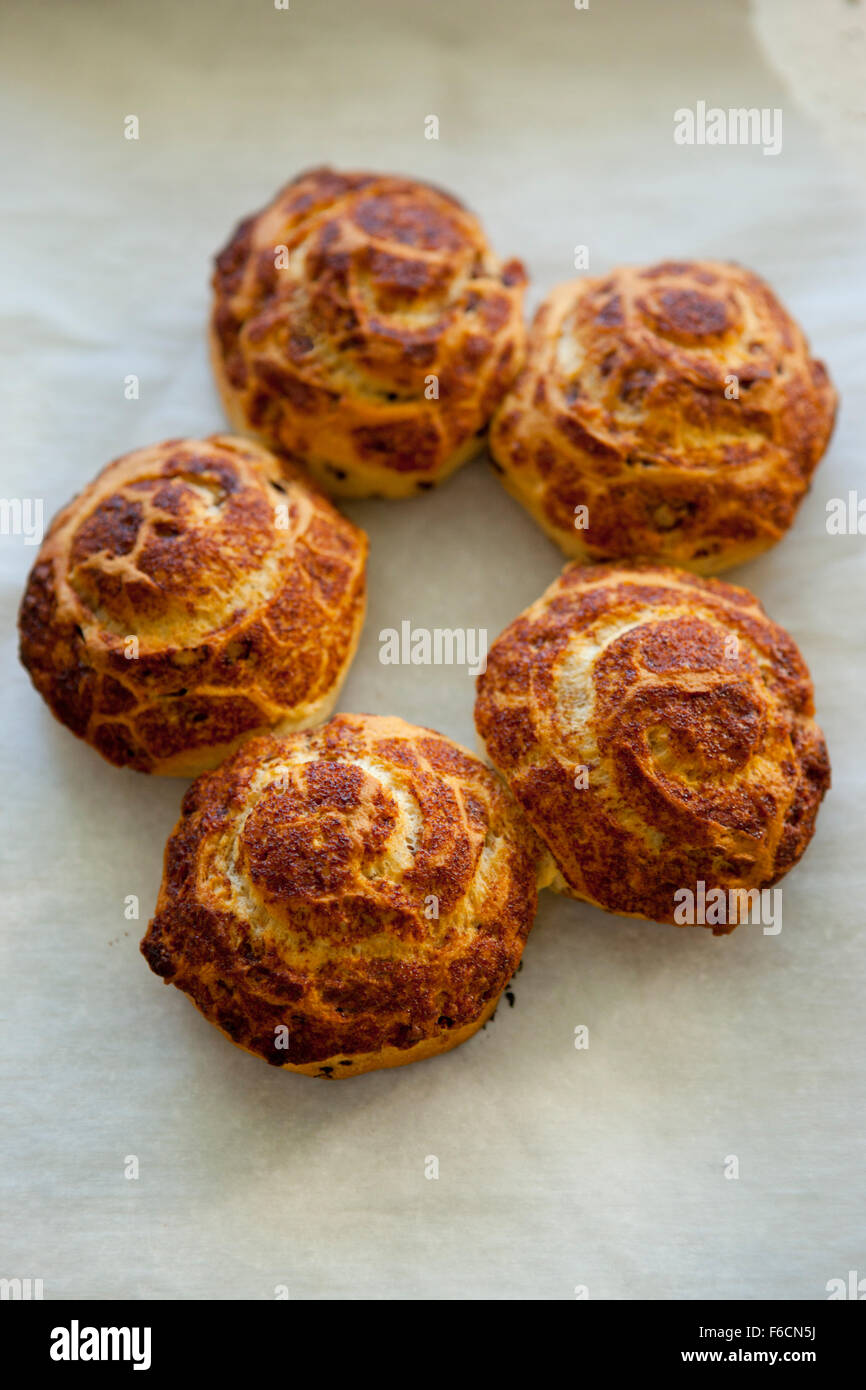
[{"x1": 1, "y1": 0, "x2": 863, "y2": 1301}]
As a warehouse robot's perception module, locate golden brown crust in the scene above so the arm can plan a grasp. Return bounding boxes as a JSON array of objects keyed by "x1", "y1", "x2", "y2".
[
  {"x1": 210, "y1": 166, "x2": 527, "y2": 498},
  {"x1": 475, "y1": 564, "x2": 830, "y2": 930},
  {"x1": 140, "y1": 714, "x2": 545, "y2": 1076},
  {"x1": 18, "y1": 435, "x2": 367, "y2": 775},
  {"x1": 489, "y1": 262, "x2": 837, "y2": 572}
]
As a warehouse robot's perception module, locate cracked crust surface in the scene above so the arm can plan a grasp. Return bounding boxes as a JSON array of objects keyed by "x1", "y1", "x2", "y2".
[
  {"x1": 489, "y1": 261, "x2": 836, "y2": 572},
  {"x1": 475, "y1": 563, "x2": 830, "y2": 930},
  {"x1": 141, "y1": 714, "x2": 546, "y2": 1076},
  {"x1": 210, "y1": 166, "x2": 527, "y2": 498},
  {"x1": 19, "y1": 435, "x2": 367, "y2": 775}
]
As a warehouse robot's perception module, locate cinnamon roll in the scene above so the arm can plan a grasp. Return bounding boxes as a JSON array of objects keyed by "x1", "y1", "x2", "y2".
[
  {"x1": 475, "y1": 563, "x2": 830, "y2": 930},
  {"x1": 141, "y1": 714, "x2": 546, "y2": 1074},
  {"x1": 210, "y1": 167, "x2": 527, "y2": 497},
  {"x1": 489, "y1": 261, "x2": 836, "y2": 571},
  {"x1": 19, "y1": 435, "x2": 367, "y2": 775}
]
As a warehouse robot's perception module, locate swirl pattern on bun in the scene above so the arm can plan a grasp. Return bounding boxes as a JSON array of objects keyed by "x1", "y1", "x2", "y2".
[
  {"x1": 210, "y1": 166, "x2": 527, "y2": 498},
  {"x1": 141, "y1": 714, "x2": 545, "y2": 1076},
  {"x1": 490, "y1": 261, "x2": 836, "y2": 572},
  {"x1": 19, "y1": 435, "x2": 367, "y2": 775},
  {"x1": 475, "y1": 564, "x2": 830, "y2": 930}
]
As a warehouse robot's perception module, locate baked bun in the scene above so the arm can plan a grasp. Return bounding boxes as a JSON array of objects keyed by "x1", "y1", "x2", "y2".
[
  {"x1": 141, "y1": 714, "x2": 545, "y2": 1076},
  {"x1": 490, "y1": 261, "x2": 836, "y2": 572},
  {"x1": 475, "y1": 564, "x2": 830, "y2": 931},
  {"x1": 210, "y1": 166, "x2": 527, "y2": 498},
  {"x1": 19, "y1": 435, "x2": 367, "y2": 776}
]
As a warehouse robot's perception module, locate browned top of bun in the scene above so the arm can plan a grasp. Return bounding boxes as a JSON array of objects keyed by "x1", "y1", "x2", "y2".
[
  {"x1": 490, "y1": 261, "x2": 837, "y2": 571},
  {"x1": 211, "y1": 166, "x2": 527, "y2": 495},
  {"x1": 475, "y1": 564, "x2": 830, "y2": 927},
  {"x1": 19, "y1": 435, "x2": 367, "y2": 774},
  {"x1": 141, "y1": 714, "x2": 542, "y2": 1069}
]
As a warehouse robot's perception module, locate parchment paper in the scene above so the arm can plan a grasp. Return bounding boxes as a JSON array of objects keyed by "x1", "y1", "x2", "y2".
[{"x1": 1, "y1": 0, "x2": 863, "y2": 1300}]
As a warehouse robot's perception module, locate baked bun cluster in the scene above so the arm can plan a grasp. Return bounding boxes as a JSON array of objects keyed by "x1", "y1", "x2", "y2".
[
  {"x1": 141, "y1": 714, "x2": 545, "y2": 1076},
  {"x1": 18, "y1": 167, "x2": 837, "y2": 1080},
  {"x1": 19, "y1": 435, "x2": 367, "y2": 776},
  {"x1": 490, "y1": 261, "x2": 837, "y2": 572},
  {"x1": 475, "y1": 563, "x2": 830, "y2": 930},
  {"x1": 210, "y1": 166, "x2": 527, "y2": 498}
]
